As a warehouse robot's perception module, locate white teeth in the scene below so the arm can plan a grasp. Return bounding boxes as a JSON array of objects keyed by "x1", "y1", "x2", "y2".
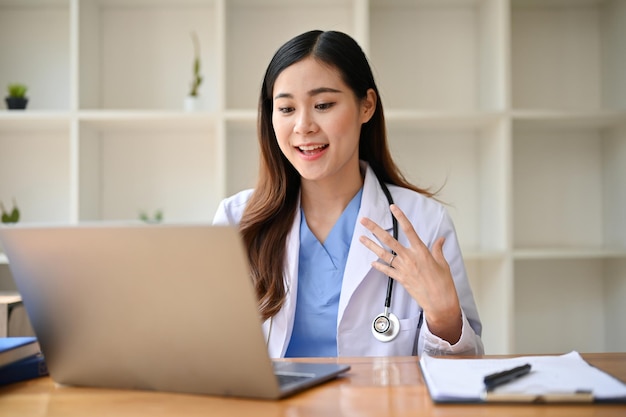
[{"x1": 299, "y1": 144, "x2": 327, "y2": 151}]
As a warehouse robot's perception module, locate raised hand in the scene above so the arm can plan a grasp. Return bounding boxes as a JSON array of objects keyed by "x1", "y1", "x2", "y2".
[{"x1": 359, "y1": 204, "x2": 462, "y2": 344}]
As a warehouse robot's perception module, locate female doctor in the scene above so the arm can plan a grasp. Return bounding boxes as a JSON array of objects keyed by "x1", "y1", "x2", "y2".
[{"x1": 213, "y1": 30, "x2": 484, "y2": 357}]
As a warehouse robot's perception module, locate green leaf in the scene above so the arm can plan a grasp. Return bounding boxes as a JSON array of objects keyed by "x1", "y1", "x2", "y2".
[
  {"x1": 9, "y1": 206, "x2": 19, "y2": 222},
  {"x1": 7, "y1": 83, "x2": 27, "y2": 98}
]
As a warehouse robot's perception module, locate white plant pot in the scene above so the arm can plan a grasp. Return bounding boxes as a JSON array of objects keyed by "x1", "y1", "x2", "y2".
[{"x1": 184, "y1": 96, "x2": 200, "y2": 111}]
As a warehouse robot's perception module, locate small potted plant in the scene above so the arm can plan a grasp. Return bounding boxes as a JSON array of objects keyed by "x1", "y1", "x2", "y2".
[
  {"x1": 184, "y1": 31, "x2": 203, "y2": 111},
  {"x1": 139, "y1": 209, "x2": 163, "y2": 224},
  {"x1": 5, "y1": 83, "x2": 28, "y2": 110},
  {"x1": 0, "y1": 198, "x2": 20, "y2": 224}
]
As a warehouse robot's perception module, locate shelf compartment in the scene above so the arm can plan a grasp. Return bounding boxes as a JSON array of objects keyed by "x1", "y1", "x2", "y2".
[
  {"x1": 512, "y1": 121, "x2": 626, "y2": 251},
  {"x1": 77, "y1": 121, "x2": 219, "y2": 222},
  {"x1": 0, "y1": 0, "x2": 70, "y2": 111},
  {"x1": 369, "y1": 0, "x2": 507, "y2": 111},
  {"x1": 386, "y1": 117, "x2": 508, "y2": 255},
  {"x1": 0, "y1": 129, "x2": 71, "y2": 223},
  {"x1": 224, "y1": 119, "x2": 259, "y2": 199},
  {"x1": 513, "y1": 258, "x2": 624, "y2": 353},
  {"x1": 465, "y1": 257, "x2": 512, "y2": 354},
  {"x1": 511, "y1": 0, "x2": 626, "y2": 111},
  {"x1": 78, "y1": 0, "x2": 218, "y2": 111},
  {"x1": 224, "y1": 0, "x2": 355, "y2": 110}
]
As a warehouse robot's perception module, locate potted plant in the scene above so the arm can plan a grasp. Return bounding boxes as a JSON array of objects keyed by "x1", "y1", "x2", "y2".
[
  {"x1": 184, "y1": 31, "x2": 203, "y2": 111},
  {"x1": 139, "y1": 209, "x2": 163, "y2": 224},
  {"x1": 5, "y1": 83, "x2": 28, "y2": 110},
  {"x1": 0, "y1": 198, "x2": 20, "y2": 224}
]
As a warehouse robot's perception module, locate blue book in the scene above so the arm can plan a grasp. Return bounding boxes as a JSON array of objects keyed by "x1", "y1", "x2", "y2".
[
  {"x1": 0, "y1": 353, "x2": 48, "y2": 385},
  {"x1": 0, "y1": 337, "x2": 40, "y2": 368}
]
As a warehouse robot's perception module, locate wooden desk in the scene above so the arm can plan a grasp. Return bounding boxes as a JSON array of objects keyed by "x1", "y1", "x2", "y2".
[{"x1": 0, "y1": 353, "x2": 624, "y2": 417}]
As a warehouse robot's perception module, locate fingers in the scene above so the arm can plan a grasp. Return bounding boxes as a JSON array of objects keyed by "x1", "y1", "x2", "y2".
[
  {"x1": 359, "y1": 215, "x2": 400, "y2": 254},
  {"x1": 358, "y1": 236, "x2": 398, "y2": 277},
  {"x1": 431, "y1": 237, "x2": 446, "y2": 264},
  {"x1": 360, "y1": 204, "x2": 446, "y2": 268},
  {"x1": 358, "y1": 229, "x2": 395, "y2": 265},
  {"x1": 389, "y1": 204, "x2": 428, "y2": 251}
]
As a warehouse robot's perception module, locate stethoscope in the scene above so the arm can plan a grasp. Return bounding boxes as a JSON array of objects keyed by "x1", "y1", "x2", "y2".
[{"x1": 371, "y1": 176, "x2": 401, "y2": 343}]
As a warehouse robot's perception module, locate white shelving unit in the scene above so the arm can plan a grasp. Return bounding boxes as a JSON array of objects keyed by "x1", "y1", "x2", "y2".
[{"x1": 0, "y1": 0, "x2": 624, "y2": 354}]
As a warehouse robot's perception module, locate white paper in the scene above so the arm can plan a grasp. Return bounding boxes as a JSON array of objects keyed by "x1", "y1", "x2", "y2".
[{"x1": 420, "y1": 351, "x2": 626, "y2": 402}]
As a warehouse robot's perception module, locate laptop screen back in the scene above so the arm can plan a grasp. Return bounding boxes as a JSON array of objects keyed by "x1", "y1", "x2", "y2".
[{"x1": 1, "y1": 224, "x2": 288, "y2": 398}]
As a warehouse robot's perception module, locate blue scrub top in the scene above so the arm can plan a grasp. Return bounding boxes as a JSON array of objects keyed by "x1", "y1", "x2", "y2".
[{"x1": 285, "y1": 189, "x2": 363, "y2": 357}]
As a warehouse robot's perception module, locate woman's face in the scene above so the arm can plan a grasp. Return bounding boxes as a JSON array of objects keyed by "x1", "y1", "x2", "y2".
[{"x1": 271, "y1": 57, "x2": 375, "y2": 185}]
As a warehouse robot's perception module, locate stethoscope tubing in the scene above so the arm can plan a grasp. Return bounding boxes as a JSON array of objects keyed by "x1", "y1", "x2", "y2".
[{"x1": 373, "y1": 174, "x2": 401, "y2": 342}]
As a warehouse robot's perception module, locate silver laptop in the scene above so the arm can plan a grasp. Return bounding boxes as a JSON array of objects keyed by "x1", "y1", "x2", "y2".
[{"x1": 0, "y1": 223, "x2": 350, "y2": 399}]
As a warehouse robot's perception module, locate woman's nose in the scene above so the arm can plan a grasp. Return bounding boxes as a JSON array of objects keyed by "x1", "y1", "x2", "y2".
[{"x1": 294, "y1": 110, "x2": 317, "y2": 135}]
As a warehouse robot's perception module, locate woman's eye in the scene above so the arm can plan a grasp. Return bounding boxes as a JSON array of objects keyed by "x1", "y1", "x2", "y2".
[
  {"x1": 277, "y1": 106, "x2": 294, "y2": 114},
  {"x1": 315, "y1": 102, "x2": 335, "y2": 111}
]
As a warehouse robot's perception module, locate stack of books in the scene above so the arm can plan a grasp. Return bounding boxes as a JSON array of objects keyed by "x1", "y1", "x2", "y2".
[{"x1": 0, "y1": 336, "x2": 48, "y2": 385}]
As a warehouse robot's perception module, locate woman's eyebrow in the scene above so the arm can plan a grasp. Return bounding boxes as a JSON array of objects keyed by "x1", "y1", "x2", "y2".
[
  {"x1": 274, "y1": 87, "x2": 342, "y2": 100},
  {"x1": 308, "y1": 87, "x2": 342, "y2": 96}
]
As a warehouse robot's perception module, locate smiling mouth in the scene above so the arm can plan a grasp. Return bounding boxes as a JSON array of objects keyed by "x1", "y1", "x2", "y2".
[{"x1": 298, "y1": 144, "x2": 328, "y2": 155}]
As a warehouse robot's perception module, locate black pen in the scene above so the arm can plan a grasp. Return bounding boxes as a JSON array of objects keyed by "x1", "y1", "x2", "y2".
[{"x1": 484, "y1": 363, "x2": 532, "y2": 391}]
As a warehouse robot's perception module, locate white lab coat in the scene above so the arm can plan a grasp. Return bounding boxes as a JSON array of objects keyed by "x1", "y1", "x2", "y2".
[{"x1": 213, "y1": 163, "x2": 484, "y2": 357}]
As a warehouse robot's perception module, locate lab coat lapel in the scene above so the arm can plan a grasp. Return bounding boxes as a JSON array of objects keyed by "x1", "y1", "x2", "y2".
[{"x1": 337, "y1": 165, "x2": 394, "y2": 321}]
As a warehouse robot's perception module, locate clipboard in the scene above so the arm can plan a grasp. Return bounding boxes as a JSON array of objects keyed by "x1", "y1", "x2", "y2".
[{"x1": 419, "y1": 351, "x2": 626, "y2": 404}]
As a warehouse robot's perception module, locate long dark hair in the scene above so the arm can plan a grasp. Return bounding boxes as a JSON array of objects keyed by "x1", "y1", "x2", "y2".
[{"x1": 240, "y1": 30, "x2": 432, "y2": 321}]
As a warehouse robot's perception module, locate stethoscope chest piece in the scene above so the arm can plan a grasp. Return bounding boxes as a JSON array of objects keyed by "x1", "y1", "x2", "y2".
[{"x1": 372, "y1": 311, "x2": 400, "y2": 342}]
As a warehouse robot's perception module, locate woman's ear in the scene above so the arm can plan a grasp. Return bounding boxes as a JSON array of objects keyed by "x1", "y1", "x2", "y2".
[{"x1": 360, "y1": 88, "x2": 377, "y2": 123}]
